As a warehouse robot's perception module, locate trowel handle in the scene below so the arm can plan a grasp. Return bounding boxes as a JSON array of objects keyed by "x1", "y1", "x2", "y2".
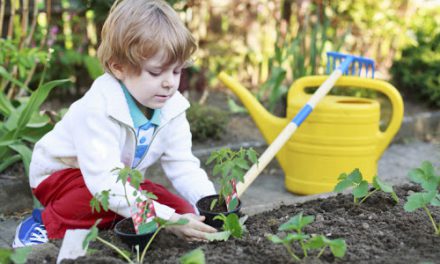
[{"x1": 237, "y1": 70, "x2": 345, "y2": 197}]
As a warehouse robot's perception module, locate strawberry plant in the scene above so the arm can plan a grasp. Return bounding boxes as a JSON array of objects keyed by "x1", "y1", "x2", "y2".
[
  {"x1": 205, "y1": 147, "x2": 258, "y2": 210},
  {"x1": 86, "y1": 167, "x2": 190, "y2": 263},
  {"x1": 334, "y1": 168, "x2": 399, "y2": 204},
  {"x1": 404, "y1": 161, "x2": 440, "y2": 235},
  {"x1": 83, "y1": 217, "x2": 188, "y2": 264},
  {"x1": 267, "y1": 212, "x2": 346, "y2": 261},
  {"x1": 205, "y1": 213, "x2": 248, "y2": 241},
  {"x1": 90, "y1": 167, "x2": 159, "y2": 234}
]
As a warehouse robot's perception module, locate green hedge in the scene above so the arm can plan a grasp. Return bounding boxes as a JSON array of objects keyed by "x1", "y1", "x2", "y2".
[
  {"x1": 187, "y1": 103, "x2": 229, "y2": 142},
  {"x1": 390, "y1": 32, "x2": 440, "y2": 107}
]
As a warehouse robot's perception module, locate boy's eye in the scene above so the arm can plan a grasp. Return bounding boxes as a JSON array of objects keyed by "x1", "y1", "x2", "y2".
[
  {"x1": 173, "y1": 70, "x2": 182, "y2": 75},
  {"x1": 148, "y1": 71, "x2": 160, "y2": 77}
]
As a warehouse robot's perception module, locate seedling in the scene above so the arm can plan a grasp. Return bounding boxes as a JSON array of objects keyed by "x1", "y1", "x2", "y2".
[
  {"x1": 404, "y1": 161, "x2": 440, "y2": 235},
  {"x1": 86, "y1": 167, "x2": 190, "y2": 263},
  {"x1": 205, "y1": 213, "x2": 248, "y2": 241},
  {"x1": 266, "y1": 212, "x2": 346, "y2": 261},
  {"x1": 90, "y1": 167, "x2": 159, "y2": 234},
  {"x1": 334, "y1": 168, "x2": 399, "y2": 204},
  {"x1": 206, "y1": 147, "x2": 258, "y2": 210},
  {"x1": 83, "y1": 217, "x2": 188, "y2": 264},
  {"x1": 179, "y1": 248, "x2": 206, "y2": 264}
]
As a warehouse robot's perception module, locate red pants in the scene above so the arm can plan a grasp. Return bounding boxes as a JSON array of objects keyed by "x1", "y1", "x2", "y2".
[{"x1": 33, "y1": 168, "x2": 195, "y2": 239}]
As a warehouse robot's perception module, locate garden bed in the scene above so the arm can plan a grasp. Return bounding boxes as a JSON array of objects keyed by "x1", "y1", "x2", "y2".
[{"x1": 50, "y1": 184, "x2": 440, "y2": 263}]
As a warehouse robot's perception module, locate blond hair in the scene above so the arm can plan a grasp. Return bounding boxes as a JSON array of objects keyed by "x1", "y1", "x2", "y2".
[{"x1": 97, "y1": 0, "x2": 197, "y2": 76}]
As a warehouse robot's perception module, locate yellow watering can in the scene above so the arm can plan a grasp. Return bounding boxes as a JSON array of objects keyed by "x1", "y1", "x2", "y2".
[{"x1": 218, "y1": 74, "x2": 404, "y2": 195}]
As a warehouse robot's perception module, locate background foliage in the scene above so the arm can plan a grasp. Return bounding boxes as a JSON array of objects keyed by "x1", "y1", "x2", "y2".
[
  {"x1": 0, "y1": 0, "x2": 439, "y2": 175},
  {"x1": 390, "y1": 6, "x2": 440, "y2": 107}
]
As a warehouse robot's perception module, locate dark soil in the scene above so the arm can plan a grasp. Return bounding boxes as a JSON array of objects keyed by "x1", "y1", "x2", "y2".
[
  {"x1": 197, "y1": 195, "x2": 228, "y2": 213},
  {"x1": 58, "y1": 184, "x2": 440, "y2": 264}
]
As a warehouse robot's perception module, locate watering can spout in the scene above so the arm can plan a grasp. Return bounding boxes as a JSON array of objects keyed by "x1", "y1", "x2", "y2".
[{"x1": 218, "y1": 72, "x2": 288, "y2": 146}]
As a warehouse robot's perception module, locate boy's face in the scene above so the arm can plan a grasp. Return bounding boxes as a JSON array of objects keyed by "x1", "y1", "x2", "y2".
[{"x1": 114, "y1": 51, "x2": 183, "y2": 109}]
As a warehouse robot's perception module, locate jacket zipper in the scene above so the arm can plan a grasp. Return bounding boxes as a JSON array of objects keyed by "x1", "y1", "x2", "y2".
[
  {"x1": 110, "y1": 116, "x2": 166, "y2": 169},
  {"x1": 134, "y1": 125, "x2": 164, "y2": 169}
]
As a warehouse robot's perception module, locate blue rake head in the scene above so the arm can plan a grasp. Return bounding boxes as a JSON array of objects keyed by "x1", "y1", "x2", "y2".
[{"x1": 326, "y1": 51, "x2": 375, "y2": 78}]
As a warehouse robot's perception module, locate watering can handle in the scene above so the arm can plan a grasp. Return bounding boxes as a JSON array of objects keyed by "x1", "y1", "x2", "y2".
[{"x1": 291, "y1": 76, "x2": 404, "y2": 158}]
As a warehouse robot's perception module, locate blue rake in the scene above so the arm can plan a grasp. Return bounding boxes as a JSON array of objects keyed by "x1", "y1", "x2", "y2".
[
  {"x1": 235, "y1": 52, "x2": 376, "y2": 196},
  {"x1": 326, "y1": 51, "x2": 375, "y2": 78}
]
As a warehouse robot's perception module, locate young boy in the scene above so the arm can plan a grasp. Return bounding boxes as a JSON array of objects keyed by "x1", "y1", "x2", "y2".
[{"x1": 13, "y1": 0, "x2": 217, "y2": 247}]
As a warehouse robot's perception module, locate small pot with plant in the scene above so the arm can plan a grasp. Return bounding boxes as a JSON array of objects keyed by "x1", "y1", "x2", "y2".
[
  {"x1": 90, "y1": 167, "x2": 188, "y2": 254},
  {"x1": 196, "y1": 147, "x2": 258, "y2": 228}
]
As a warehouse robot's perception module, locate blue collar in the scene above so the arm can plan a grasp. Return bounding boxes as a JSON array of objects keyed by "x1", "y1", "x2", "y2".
[{"x1": 120, "y1": 82, "x2": 161, "y2": 128}]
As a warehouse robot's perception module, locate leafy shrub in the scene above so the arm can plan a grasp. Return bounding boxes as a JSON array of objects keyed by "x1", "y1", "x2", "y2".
[
  {"x1": 0, "y1": 48, "x2": 69, "y2": 176},
  {"x1": 390, "y1": 29, "x2": 440, "y2": 107},
  {"x1": 186, "y1": 103, "x2": 229, "y2": 142}
]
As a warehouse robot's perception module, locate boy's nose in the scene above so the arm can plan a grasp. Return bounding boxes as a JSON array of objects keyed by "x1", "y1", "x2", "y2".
[{"x1": 162, "y1": 80, "x2": 173, "y2": 88}]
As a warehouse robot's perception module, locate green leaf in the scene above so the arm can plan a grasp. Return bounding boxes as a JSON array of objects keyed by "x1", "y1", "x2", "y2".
[
  {"x1": 373, "y1": 176, "x2": 392, "y2": 193},
  {"x1": 0, "y1": 92, "x2": 14, "y2": 116},
  {"x1": 227, "y1": 197, "x2": 238, "y2": 211},
  {"x1": 209, "y1": 198, "x2": 218, "y2": 211},
  {"x1": 337, "y1": 172, "x2": 348, "y2": 181},
  {"x1": 246, "y1": 148, "x2": 258, "y2": 164},
  {"x1": 100, "y1": 190, "x2": 110, "y2": 212},
  {"x1": 14, "y1": 79, "x2": 69, "y2": 137},
  {"x1": 26, "y1": 112, "x2": 51, "y2": 128},
  {"x1": 223, "y1": 213, "x2": 244, "y2": 238},
  {"x1": 84, "y1": 55, "x2": 104, "y2": 79},
  {"x1": 142, "y1": 191, "x2": 158, "y2": 200},
  {"x1": 205, "y1": 230, "x2": 231, "y2": 241},
  {"x1": 235, "y1": 158, "x2": 249, "y2": 170},
  {"x1": 0, "y1": 66, "x2": 31, "y2": 93},
  {"x1": 333, "y1": 177, "x2": 353, "y2": 192},
  {"x1": 9, "y1": 247, "x2": 32, "y2": 264},
  {"x1": 0, "y1": 154, "x2": 21, "y2": 174},
  {"x1": 404, "y1": 191, "x2": 437, "y2": 212},
  {"x1": 305, "y1": 235, "x2": 325, "y2": 249},
  {"x1": 129, "y1": 169, "x2": 143, "y2": 190},
  {"x1": 20, "y1": 125, "x2": 53, "y2": 144},
  {"x1": 116, "y1": 167, "x2": 130, "y2": 185},
  {"x1": 279, "y1": 212, "x2": 314, "y2": 232},
  {"x1": 9, "y1": 144, "x2": 32, "y2": 177},
  {"x1": 0, "y1": 248, "x2": 13, "y2": 264},
  {"x1": 266, "y1": 234, "x2": 284, "y2": 244},
  {"x1": 83, "y1": 219, "x2": 101, "y2": 249},
  {"x1": 328, "y1": 238, "x2": 347, "y2": 258},
  {"x1": 179, "y1": 248, "x2": 205, "y2": 264},
  {"x1": 212, "y1": 164, "x2": 222, "y2": 176},
  {"x1": 90, "y1": 196, "x2": 101, "y2": 213},
  {"x1": 221, "y1": 161, "x2": 233, "y2": 178},
  {"x1": 347, "y1": 169, "x2": 363, "y2": 184},
  {"x1": 373, "y1": 176, "x2": 399, "y2": 202},
  {"x1": 353, "y1": 181, "x2": 369, "y2": 199},
  {"x1": 161, "y1": 218, "x2": 189, "y2": 228},
  {"x1": 408, "y1": 162, "x2": 440, "y2": 191},
  {"x1": 205, "y1": 152, "x2": 218, "y2": 165},
  {"x1": 431, "y1": 193, "x2": 440, "y2": 206},
  {"x1": 286, "y1": 233, "x2": 309, "y2": 241},
  {"x1": 138, "y1": 221, "x2": 157, "y2": 234}
]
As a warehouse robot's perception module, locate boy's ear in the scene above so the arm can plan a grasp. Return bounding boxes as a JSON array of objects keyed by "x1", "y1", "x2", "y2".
[{"x1": 109, "y1": 61, "x2": 125, "y2": 80}]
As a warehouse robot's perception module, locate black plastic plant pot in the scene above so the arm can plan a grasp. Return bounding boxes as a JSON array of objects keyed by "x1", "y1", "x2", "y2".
[
  {"x1": 114, "y1": 217, "x2": 155, "y2": 251},
  {"x1": 196, "y1": 194, "x2": 242, "y2": 229}
]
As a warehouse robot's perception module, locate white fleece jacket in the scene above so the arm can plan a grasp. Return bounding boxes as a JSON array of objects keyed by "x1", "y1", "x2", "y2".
[{"x1": 29, "y1": 73, "x2": 216, "y2": 219}]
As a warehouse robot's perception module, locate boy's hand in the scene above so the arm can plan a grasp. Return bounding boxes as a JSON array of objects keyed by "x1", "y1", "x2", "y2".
[{"x1": 167, "y1": 213, "x2": 217, "y2": 242}]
